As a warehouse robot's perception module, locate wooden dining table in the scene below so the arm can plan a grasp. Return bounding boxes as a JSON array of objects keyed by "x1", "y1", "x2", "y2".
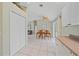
[{"x1": 36, "y1": 29, "x2": 51, "y2": 39}]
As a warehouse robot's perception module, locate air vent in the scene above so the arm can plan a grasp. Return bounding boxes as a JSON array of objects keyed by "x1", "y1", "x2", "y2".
[{"x1": 39, "y1": 4, "x2": 43, "y2": 7}]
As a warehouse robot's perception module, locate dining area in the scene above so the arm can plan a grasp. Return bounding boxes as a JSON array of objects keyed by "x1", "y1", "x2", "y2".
[
  {"x1": 27, "y1": 16, "x2": 52, "y2": 40},
  {"x1": 36, "y1": 29, "x2": 51, "y2": 39}
]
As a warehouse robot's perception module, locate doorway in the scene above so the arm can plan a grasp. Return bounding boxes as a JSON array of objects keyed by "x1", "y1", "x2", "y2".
[{"x1": 53, "y1": 21, "x2": 57, "y2": 38}]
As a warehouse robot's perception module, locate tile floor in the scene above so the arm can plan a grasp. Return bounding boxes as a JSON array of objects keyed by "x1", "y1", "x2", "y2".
[{"x1": 14, "y1": 35, "x2": 72, "y2": 56}]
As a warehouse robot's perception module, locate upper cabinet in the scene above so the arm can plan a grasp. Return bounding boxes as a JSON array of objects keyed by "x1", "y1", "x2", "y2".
[{"x1": 62, "y1": 3, "x2": 79, "y2": 27}]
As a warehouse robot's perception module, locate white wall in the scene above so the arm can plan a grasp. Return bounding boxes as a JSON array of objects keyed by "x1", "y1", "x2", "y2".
[
  {"x1": 2, "y1": 3, "x2": 10, "y2": 56},
  {"x1": 62, "y1": 2, "x2": 79, "y2": 26},
  {"x1": 0, "y1": 3, "x2": 2, "y2": 56},
  {"x1": 25, "y1": 11, "x2": 29, "y2": 47},
  {"x1": 0, "y1": 3, "x2": 10, "y2": 56},
  {"x1": 62, "y1": 2, "x2": 79, "y2": 36}
]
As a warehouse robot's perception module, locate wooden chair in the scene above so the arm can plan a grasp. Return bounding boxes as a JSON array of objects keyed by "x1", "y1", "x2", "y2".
[
  {"x1": 39, "y1": 30, "x2": 44, "y2": 39},
  {"x1": 44, "y1": 30, "x2": 51, "y2": 39},
  {"x1": 36, "y1": 31, "x2": 40, "y2": 39},
  {"x1": 36, "y1": 30, "x2": 43, "y2": 39}
]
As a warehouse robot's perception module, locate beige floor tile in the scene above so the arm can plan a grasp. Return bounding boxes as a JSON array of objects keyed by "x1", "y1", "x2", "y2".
[
  {"x1": 38, "y1": 51, "x2": 48, "y2": 56},
  {"x1": 14, "y1": 35, "x2": 72, "y2": 56},
  {"x1": 48, "y1": 52, "x2": 56, "y2": 56}
]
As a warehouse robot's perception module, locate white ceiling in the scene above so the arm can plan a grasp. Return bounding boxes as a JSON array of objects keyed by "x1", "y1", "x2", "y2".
[{"x1": 26, "y1": 2, "x2": 69, "y2": 21}]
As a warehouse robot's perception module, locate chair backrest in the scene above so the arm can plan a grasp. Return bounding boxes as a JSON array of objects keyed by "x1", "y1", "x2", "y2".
[{"x1": 45, "y1": 30, "x2": 49, "y2": 33}]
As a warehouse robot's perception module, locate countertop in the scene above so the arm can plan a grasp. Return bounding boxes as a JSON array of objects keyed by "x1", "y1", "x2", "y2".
[{"x1": 57, "y1": 36, "x2": 79, "y2": 56}]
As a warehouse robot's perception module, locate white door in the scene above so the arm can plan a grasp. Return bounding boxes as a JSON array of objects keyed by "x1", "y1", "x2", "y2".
[{"x1": 10, "y1": 11, "x2": 25, "y2": 55}]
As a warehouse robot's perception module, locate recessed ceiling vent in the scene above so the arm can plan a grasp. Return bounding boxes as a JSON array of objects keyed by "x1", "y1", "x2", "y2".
[{"x1": 39, "y1": 4, "x2": 43, "y2": 7}]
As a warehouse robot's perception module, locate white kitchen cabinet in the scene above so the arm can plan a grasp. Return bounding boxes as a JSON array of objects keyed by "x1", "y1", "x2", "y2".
[{"x1": 62, "y1": 3, "x2": 79, "y2": 27}]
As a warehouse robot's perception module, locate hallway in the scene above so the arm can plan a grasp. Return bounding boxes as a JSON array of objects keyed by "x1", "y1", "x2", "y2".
[{"x1": 14, "y1": 35, "x2": 72, "y2": 56}]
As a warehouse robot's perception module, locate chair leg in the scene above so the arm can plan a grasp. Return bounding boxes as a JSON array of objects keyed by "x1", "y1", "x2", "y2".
[{"x1": 36, "y1": 34, "x2": 39, "y2": 39}]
